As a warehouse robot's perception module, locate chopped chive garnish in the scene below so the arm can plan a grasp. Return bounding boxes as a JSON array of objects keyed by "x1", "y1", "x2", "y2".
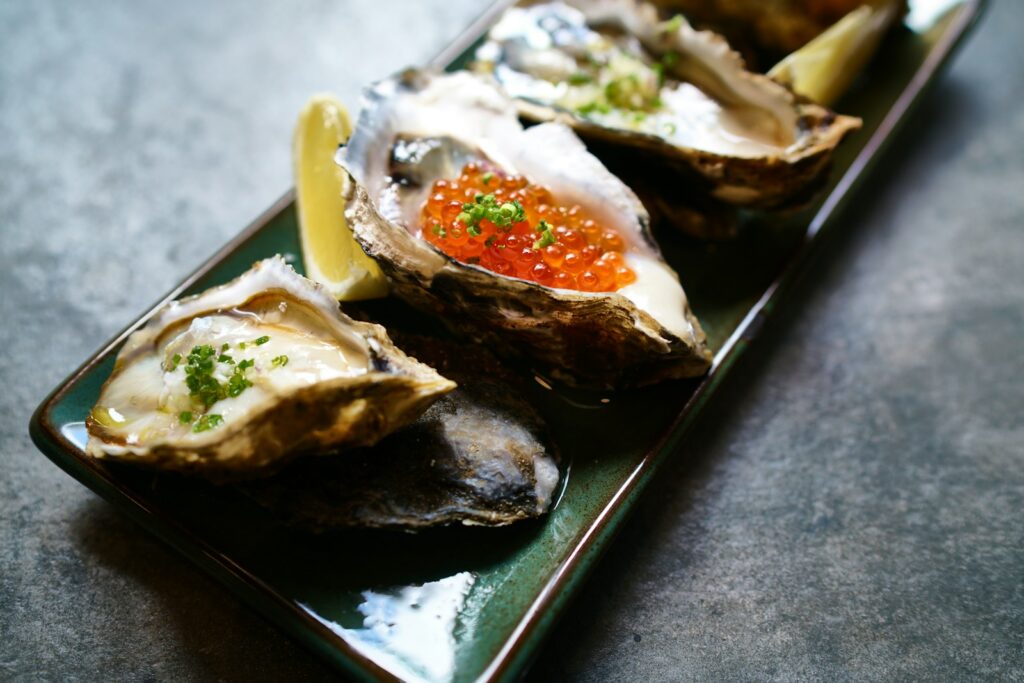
[
  {"x1": 533, "y1": 220, "x2": 558, "y2": 249},
  {"x1": 456, "y1": 194, "x2": 526, "y2": 233},
  {"x1": 178, "y1": 411, "x2": 192, "y2": 424},
  {"x1": 193, "y1": 414, "x2": 224, "y2": 433},
  {"x1": 577, "y1": 101, "x2": 611, "y2": 116},
  {"x1": 182, "y1": 344, "x2": 255, "y2": 408},
  {"x1": 661, "y1": 15, "x2": 683, "y2": 33},
  {"x1": 254, "y1": 335, "x2": 270, "y2": 346},
  {"x1": 534, "y1": 232, "x2": 557, "y2": 249},
  {"x1": 271, "y1": 355, "x2": 289, "y2": 368},
  {"x1": 184, "y1": 345, "x2": 221, "y2": 408}
]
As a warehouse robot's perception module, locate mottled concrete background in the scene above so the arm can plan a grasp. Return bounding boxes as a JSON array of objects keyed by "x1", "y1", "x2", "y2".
[{"x1": 2, "y1": 0, "x2": 1021, "y2": 681}]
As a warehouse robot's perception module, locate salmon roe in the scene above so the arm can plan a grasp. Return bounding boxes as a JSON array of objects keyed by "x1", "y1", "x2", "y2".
[{"x1": 419, "y1": 163, "x2": 636, "y2": 292}]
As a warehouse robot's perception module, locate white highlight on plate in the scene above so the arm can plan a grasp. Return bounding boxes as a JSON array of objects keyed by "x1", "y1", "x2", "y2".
[
  {"x1": 301, "y1": 571, "x2": 475, "y2": 683},
  {"x1": 61, "y1": 422, "x2": 89, "y2": 450}
]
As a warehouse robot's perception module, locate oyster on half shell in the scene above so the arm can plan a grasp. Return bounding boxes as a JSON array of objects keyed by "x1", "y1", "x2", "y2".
[
  {"x1": 338, "y1": 69, "x2": 712, "y2": 389},
  {"x1": 645, "y1": 0, "x2": 907, "y2": 56},
  {"x1": 86, "y1": 256, "x2": 455, "y2": 477},
  {"x1": 474, "y1": 0, "x2": 861, "y2": 210}
]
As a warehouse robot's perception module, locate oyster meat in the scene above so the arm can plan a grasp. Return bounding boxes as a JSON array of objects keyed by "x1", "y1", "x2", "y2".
[
  {"x1": 474, "y1": 0, "x2": 861, "y2": 210},
  {"x1": 242, "y1": 333, "x2": 560, "y2": 529},
  {"x1": 338, "y1": 69, "x2": 712, "y2": 389},
  {"x1": 86, "y1": 256, "x2": 455, "y2": 476}
]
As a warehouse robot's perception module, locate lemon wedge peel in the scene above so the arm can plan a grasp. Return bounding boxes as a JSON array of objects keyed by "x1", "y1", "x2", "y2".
[
  {"x1": 769, "y1": 2, "x2": 901, "y2": 107},
  {"x1": 293, "y1": 93, "x2": 388, "y2": 301}
]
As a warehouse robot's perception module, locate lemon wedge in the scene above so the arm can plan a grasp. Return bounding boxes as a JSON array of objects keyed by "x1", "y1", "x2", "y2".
[
  {"x1": 293, "y1": 93, "x2": 388, "y2": 301},
  {"x1": 769, "y1": 2, "x2": 901, "y2": 107}
]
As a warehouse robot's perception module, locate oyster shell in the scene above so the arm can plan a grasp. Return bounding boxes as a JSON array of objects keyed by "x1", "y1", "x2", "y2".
[
  {"x1": 474, "y1": 0, "x2": 861, "y2": 210},
  {"x1": 338, "y1": 69, "x2": 712, "y2": 389},
  {"x1": 86, "y1": 256, "x2": 455, "y2": 476},
  {"x1": 242, "y1": 333, "x2": 560, "y2": 529},
  {"x1": 645, "y1": 0, "x2": 907, "y2": 55}
]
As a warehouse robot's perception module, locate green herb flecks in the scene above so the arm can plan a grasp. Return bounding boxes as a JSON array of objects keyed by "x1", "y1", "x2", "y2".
[
  {"x1": 660, "y1": 15, "x2": 684, "y2": 33},
  {"x1": 227, "y1": 359, "x2": 254, "y2": 398},
  {"x1": 254, "y1": 335, "x2": 270, "y2": 346},
  {"x1": 456, "y1": 194, "x2": 526, "y2": 233},
  {"x1": 533, "y1": 220, "x2": 558, "y2": 250},
  {"x1": 482, "y1": 171, "x2": 495, "y2": 185},
  {"x1": 652, "y1": 62, "x2": 665, "y2": 86},
  {"x1": 182, "y1": 344, "x2": 256, "y2": 412},
  {"x1": 184, "y1": 345, "x2": 222, "y2": 408},
  {"x1": 178, "y1": 411, "x2": 192, "y2": 424},
  {"x1": 567, "y1": 45, "x2": 667, "y2": 117},
  {"x1": 193, "y1": 414, "x2": 224, "y2": 433},
  {"x1": 271, "y1": 355, "x2": 289, "y2": 368},
  {"x1": 577, "y1": 101, "x2": 612, "y2": 116}
]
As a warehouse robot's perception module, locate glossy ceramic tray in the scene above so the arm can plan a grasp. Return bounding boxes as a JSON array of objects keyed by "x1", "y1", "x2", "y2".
[{"x1": 30, "y1": 2, "x2": 984, "y2": 681}]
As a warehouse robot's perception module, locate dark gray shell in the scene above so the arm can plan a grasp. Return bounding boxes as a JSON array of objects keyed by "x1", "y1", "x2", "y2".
[{"x1": 241, "y1": 335, "x2": 560, "y2": 529}]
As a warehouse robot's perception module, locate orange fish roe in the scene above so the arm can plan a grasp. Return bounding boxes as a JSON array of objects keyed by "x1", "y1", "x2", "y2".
[{"x1": 419, "y1": 163, "x2": 637, "y2": 292}]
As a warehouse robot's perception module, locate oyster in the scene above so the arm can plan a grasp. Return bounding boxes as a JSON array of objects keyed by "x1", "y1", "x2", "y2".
[
  {"x1": 242, "y1": 333, "x2": 560, "y2": 529},
  {"x1": 646, "y1": 0, "x2": 907, "y2": 56},
  {"x1": 474, "y1": 0, "x2": 861, "y2": 210},
  {"x1": 86, "y1": 256, "x2": 455, "y2": 476},
  {"x1": 338, "y1": 69, "x2": 711, "y2": 389}
]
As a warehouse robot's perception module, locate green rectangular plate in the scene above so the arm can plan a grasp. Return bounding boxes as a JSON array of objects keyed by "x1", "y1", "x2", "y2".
[{"x1": 29, "y1": 2, "x2": 985, "y2": 681}]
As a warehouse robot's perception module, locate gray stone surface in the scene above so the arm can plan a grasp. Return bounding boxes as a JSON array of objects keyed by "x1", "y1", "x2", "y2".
[{"x1": 1, "y1": 0, "x2": 1021, "y2": 681}]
